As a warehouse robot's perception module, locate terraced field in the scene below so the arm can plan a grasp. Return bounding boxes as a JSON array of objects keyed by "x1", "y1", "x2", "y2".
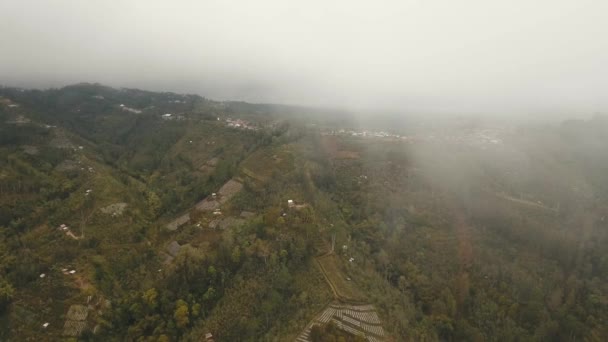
[
  {"x1": 296, "y1": 234, "x2": 387, "y2": 341},
  {"x1": 296, "y1": 302, "x2": 385, "y2": 342}
]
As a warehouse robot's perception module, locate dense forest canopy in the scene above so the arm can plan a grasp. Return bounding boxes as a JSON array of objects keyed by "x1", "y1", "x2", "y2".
[{"x1": 0, "y1": 84, "x2": 606, "y2": 341}]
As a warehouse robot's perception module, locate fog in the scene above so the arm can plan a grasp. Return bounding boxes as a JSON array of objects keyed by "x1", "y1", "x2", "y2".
[{"x1": 1, "y1": 0, "x2": 607, "y2": 116}]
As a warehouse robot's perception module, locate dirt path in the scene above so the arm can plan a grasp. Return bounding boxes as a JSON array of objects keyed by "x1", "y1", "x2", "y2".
[
  {"x1": 312, "y1": 235, "x2": 341, "y2": 300},
  {"x1": 494, "y1": 192, "x2": 557, "y2": 212},
  {"x1": 65, "y1": 229, "x2": 83, "y2": 240},
  {"x1": 315, "y1": 255, "x2": 341, "y2": 301}
]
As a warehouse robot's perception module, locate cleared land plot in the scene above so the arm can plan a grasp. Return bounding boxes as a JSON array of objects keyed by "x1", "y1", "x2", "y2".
[
  {"x1": 218, "y1": 179, "x2": 243, "y2": 199},
  {"x1": 166, "y1": 241, "x2": 182, "y2": 257},
  {"x1": 240, "y1": 211, "x2": 255, "y2": 218},
  {"x1": 218, "y1": 217, "x2": 245, "y2": 230},
  {"x1": 21, "y1": 145, "x2": 39, "y2": 155},
  {"x1": 240, "y1": 147, "x2": 294, "y2": 184},
  {"x1": 63, "y1": 304, "x2": 88, "y2": 337},
  {"x1": 63, "y1": 320, "x2": 86, "y2": 337},
  {"x1": 321, "y1": 136, "x2": 362, "y2": 160},
  {"x1": 166, "y1": 213, "x2": 190, "y2": 230},
  {"x1": 316, "y1": 254, "x2": 365, "y2": 302},
  {"x1": 196, "y1": 198, "x2": 220, "y2": 211},
  {"x1": 199, "y1": 157, "x2": 219, "y2": 173},
  {"x1": 55, "y1": 159, "x2": 80, "y2": 172},
  {"x1": 195, "y1": 179, "x2": 243, "y2": 211},
  {"x1": 100, "y1": 202, "x2": 127, "y2": 216},
  {"x1": 189, "y1": 229, "x2": 223, "y2": 247},
  {"x1": 50, "y1": 135, "x2": 74, "y2": 149},
  {"x1": 169, "y1": 123, "x2": 255, "y2": 170},
  {"x1": 65, "y1": 304, "x2": 88, "y2": 321}
]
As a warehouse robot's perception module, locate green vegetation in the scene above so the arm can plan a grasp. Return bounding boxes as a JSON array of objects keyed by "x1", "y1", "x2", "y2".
[{"x1": 0, "y1": 84, "x2": 606, "y2": 341}]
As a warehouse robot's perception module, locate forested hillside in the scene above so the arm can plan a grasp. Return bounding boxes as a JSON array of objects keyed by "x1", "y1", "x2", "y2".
[{"x1": 0, "y1": 84, "x2": 606, "y2": 341}]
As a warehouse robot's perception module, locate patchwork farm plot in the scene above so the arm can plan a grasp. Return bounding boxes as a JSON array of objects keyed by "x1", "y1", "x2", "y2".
[{"x1": 296, "y1": 302, "x2": 385, "y2": 342}]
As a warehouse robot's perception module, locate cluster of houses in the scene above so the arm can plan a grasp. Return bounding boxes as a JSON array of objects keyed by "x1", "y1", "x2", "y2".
[
  {"x1": 287, "y1": 199, "x2": 307, "y2": 210},
  {"x1": 39, "y1": 259, "x2": 77, "y2": 278},
  {"x1": 323, "y1": 129, "x2": 402, "y2": 139},
  {"x1": 414, "y1": 130, "x2": 505, "y2": 147},
  {"x1": 160, "y1": 113, "x2": 185, "y2": 121},
  {"x1": 57, "y1": 223, "x2": 81, "y2": 240},
  {"x1": 119, "y1": 104, "x2": 142, "y2": 114},
  {"x1": 225, "y1": 118, "x2": 257, "y2": 130},
  {"x1": 61, "y1": 268, "x2": 77, "y2": 275},
  {"x1": 322, "y1": 126, "x2": 507, "y2": 147},
  {"x1": 1, "y1": 97, "x2": 20, "y2": 108},
  {"x1": 38, "y1": 264, "x2": 81, "y2": 330}
]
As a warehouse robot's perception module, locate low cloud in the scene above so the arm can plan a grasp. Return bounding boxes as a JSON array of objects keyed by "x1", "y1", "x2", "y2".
[{"x1": 1, "y1": 0, "x2": 607, "y2": 116}]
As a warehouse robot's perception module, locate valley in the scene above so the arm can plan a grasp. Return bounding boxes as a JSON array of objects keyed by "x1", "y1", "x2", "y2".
[{"x1": 0, "y1": 84, "x2": 607, "y2": 341}]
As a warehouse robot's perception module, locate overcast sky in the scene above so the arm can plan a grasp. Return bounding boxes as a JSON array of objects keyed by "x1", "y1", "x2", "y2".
[{"x1": 1, "y1": 0, "x2": 607, "y2": 116}]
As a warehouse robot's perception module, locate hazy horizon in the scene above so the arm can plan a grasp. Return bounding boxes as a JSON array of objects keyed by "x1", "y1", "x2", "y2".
[{"x1": 1, "y1": 0, "x2": 607, "y2": 117}]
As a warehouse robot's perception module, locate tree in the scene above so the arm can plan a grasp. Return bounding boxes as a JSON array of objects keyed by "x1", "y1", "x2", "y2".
[
  {"x1": 142, "y1": 288, "x2": 158, "y2": 310},
  {"x1": 146, "y1": 190, "x2": 161, "y2": 217},
  {"x1": 208, "y1": 265, "x2": 217, "y2": 281},
  {"x1": 203, "y1": 287, "x2": 216, "y2": 302},
  {"x1": 0, "y1": 278, "x2": 14, "y2": 311},
  {"x1": 251, "y1": 239, "x2": 271, "y2": 265},
  {"x1": 231, "y1": 246, "x2": 241, "y2": 264},
  {"x1": 376, "y1": 249, "x2": 390, "y2": 280},
  {"x1": 191, "y1": 303, "x2": 201, "y2": 318},
  {"x1": 173, "y1": 299, "x2": 189, "y2": 329}
]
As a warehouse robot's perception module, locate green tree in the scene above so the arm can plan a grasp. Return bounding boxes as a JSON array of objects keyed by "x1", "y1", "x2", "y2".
[
  {"x1": 173, "y1": 299, "x2": 189, "y2": 329},
  {"x1": 192, "y1": 303, "x2": 201, "y2": 318},
  {"x1": 146, "y1": 190, "x2": 162, "y2": 217},
  {"x1": 203, "y1": 287, "x2": 216, "y2": 302},
  {"x1": 142, "y1": 288, "x2": 158, "y2": 310},
  {"x1": 231, "y1": 246, "x2": 241, "y2": 264},
  {"x1": 0, "y1": 278, "x2": 14, "y2": 311}
]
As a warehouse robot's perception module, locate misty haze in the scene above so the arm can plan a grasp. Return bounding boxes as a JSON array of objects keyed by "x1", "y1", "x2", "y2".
[{"x1": 0, "y1": 1, "x2": 607, "y2": 341}]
